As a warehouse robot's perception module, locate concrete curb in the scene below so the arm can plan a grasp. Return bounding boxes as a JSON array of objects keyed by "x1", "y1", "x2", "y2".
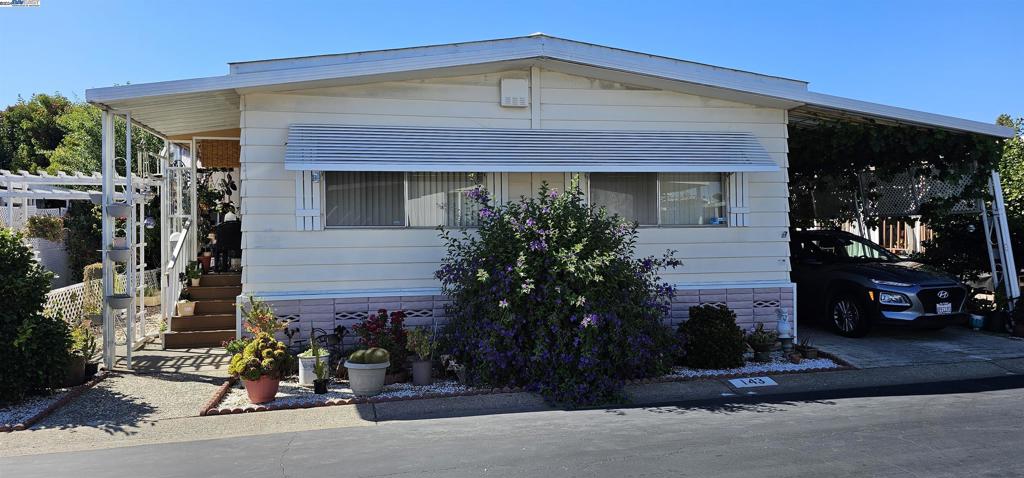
[
  {"x1": 0, "y1": 372, "x2": 110, "y2": 433},
  {"x1": 200, "y1": 352, "x2": 850, "y2": 416},
  {"x1": 201, "y1": 380, "x2": 529, "y2": 416}
]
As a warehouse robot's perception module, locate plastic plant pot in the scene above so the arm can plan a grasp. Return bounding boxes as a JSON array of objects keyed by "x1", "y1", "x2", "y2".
[
  {"x1": 106, "y1": 202, "x2": 131, "y2": 219},
  {"x1": 106, "y1": 294, "x2": 132, "y2": 309},
  {"x1": 344, "y1": 360, "x2": 390, "y2": 396}
]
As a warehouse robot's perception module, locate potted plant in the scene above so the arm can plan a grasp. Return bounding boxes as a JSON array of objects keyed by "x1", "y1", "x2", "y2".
[
  {"x1": 75, "y1": 321, "x2": 99, "y2": 379},
  {"x1": 407, "y1": 328, "x2": 434, "y2": 386},
  {"x1": 796, "y1": 337, "x2": 819, "y2": 359},
  {"x1": 185, "y1": 261, "x2": 202, "y2": 287},
  {"x1": 344, "y1": 347, "x2": 390, "y2": 396},
  {"x1": 297, "y1": 328, "x2": 330, "y2": 386},
  {"x1": 313, "y1": 353, "x2": 329, "y2": 394},
  {"x1": 143, "y1": 285, "x2": 161, "y2": 307},
  {"x1": 746, "y1": 323, "x2": 778, "y2": 363},
  {"x1": 64, "y1": 323, "x2": 92, "y2": 386},
  {"x1": 228, "y1": 333, "x2": 292, "y2": 404},
  {"x1": 176, "y1": 290, "x2": 196, "y2": 317}
]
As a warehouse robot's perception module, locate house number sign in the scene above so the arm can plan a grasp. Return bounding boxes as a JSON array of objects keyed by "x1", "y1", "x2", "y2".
[{"x1": 728, "y1": 377, "x2": 778, "y2": 388}]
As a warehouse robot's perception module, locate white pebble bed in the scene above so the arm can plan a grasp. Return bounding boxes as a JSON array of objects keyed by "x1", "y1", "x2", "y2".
[
  {"x1": 218, "y1": 379, "x2": 475, "y2": 409},
  {"x1": 671, "y1": 352, "x2": 840, "y2": 379},
  {"x1": 0, "y1": 390, "x2": 68, "y2": 426}
]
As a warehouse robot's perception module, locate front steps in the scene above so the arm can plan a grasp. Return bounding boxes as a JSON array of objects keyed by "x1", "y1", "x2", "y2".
[{"x1": 163, "y1": 273, "x2": 241, "y2": 349}]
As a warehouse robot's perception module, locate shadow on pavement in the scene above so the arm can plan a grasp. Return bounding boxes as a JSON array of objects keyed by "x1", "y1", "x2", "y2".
[{"x1": 611, "y1": 374, "x2": 1024, "y2": 417}]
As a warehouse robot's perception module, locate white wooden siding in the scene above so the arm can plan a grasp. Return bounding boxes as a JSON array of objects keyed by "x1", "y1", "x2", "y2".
[{"x1": 240, "y1": 69, "x2": 790, "y2": 294}]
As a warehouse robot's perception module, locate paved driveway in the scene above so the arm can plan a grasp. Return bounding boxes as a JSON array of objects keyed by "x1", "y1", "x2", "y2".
[{"x1": 802, "y1": 323, "x2": 1024, "y2": 368}]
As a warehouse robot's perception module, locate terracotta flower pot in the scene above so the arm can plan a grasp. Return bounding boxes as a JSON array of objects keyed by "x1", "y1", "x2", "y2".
[
  {"x1": 800, "y1": 347, "x2": 819, "y2": 360},
  {"x1": 242, "y1": 376, "x2": 281, "y2": 404}
]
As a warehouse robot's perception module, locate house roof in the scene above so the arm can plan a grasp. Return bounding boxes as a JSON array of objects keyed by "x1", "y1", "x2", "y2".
[{"x1": 85, "y1": 34, "x2": 1013, "y2": 138}]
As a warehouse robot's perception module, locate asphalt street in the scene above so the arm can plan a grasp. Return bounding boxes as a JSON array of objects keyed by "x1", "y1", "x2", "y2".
[{"x1": 4, "y1": 375, "x2": 1024, "y2": 478}]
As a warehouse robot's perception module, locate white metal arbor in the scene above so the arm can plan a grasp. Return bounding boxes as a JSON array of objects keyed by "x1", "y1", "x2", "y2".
[
  {"x1": 0, "y1": 161, "x2": 160, "y2": 368},
  {"x1": 96, "y1": 110, "x2": 199, "y2": 370}
]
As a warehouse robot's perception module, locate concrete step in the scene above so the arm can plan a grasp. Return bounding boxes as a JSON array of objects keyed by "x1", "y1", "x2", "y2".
[
  {"x1": 163, "y1": 330, "x2": 235, "y2": 349},
  {"x1": 170, "y1": 314, "x2": 235, "y2": 332},
  {"x1": 194, "y1": 299, "x2": 236, "y2": 315},
  {"x1": 186, "y1": 285, "x2": 241, "y2": 300},
  {"x1": 200, "y1": 273, "x2": 241, "y2": 287}
]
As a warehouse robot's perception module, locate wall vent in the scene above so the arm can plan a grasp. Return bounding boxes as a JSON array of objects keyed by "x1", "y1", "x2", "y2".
[{"x1": 500, "y1": 78, "x2": 529, "y2": 107}]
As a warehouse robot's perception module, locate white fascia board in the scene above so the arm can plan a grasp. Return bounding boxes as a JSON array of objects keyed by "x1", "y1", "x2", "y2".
[
  {"x1": 797, "y1": 91, "x2": 1014, "y2": 138},
  {"x1": 85, "y1": 35, "x2": 1013, "y2": 138}
]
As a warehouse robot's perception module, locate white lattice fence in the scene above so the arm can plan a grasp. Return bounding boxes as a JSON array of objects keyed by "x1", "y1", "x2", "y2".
[{"x1": 45, "y1": 269, "x2": 160, "y2": 346}]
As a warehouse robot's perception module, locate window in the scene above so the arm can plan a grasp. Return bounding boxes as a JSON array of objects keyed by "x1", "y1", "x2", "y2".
[
  {"x1": 407, "y1": 172, "x2": 485, "y2": 227},
  {"x1": 324, "y1": 172, "x2": 485, "y2": 227},
  {"x1": 589, "y1": 172, "x2": 726, "y2": 226}
]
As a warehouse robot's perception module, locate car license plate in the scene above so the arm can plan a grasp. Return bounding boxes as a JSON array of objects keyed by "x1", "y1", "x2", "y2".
[{"x1": 936, "y1": 302, "x2": 953, "y2": 314}]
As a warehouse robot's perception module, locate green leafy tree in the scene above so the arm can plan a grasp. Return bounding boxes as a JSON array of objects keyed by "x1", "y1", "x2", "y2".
[{"x1": 0, "y1": 94, "x2": 74, "y2": 172}]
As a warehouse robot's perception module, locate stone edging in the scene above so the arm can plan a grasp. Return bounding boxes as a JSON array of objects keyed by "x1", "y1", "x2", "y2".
[
  {"x1": 201, "y1": 383, "x2": 527, "y2": 416},
  {"x1": 0, "y1": 372, "x2": 109, "y2": 433},
  {"x1": 199, "y1": 377, "x2": 238, "y2": 416}
]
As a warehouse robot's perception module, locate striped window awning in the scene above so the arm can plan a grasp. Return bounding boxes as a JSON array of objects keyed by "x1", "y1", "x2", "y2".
[{"x1": 284, "y1": 125, "x2": 779, "y2": 173}]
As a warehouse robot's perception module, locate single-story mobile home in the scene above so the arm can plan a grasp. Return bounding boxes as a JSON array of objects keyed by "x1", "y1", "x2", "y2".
[{"x1": 84, "y1": 35, "x2": 1014, "y2": 357}]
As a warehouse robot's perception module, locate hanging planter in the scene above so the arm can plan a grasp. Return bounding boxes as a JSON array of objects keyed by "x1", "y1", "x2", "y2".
[
  {"x1": 107, "y1": 247, "x2": 131, "y2": 263},
  {"x1": 106, "y1": 294, "x2": 132, "y2": 309},
  {"x1": 106, "y1": 202, "x2": 131, "y2": 219}
]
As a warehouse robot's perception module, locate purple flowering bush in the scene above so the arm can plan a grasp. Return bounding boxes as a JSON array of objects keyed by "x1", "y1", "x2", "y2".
[{"x1": 436, "y1": 180, "x2": 681, "y2": 406}]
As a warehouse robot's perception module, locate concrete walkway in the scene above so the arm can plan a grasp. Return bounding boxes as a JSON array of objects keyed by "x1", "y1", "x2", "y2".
[
  {"x1": 801, "y1": 324, "x2": 1024, "y2": 368},
  {"x1": 6, "y1": 332, "x2": 1024, "y2": 458}
]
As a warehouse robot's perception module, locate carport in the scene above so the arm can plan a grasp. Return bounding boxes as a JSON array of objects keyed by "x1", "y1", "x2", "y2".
[{"x1": 786, "y1": 106, "x2": 1019, "y2": 327}]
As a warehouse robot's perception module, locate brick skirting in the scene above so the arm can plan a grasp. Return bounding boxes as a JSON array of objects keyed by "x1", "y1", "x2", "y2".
[{"x1": 265, "y1": 285, "x2": 794, "y2": 341}]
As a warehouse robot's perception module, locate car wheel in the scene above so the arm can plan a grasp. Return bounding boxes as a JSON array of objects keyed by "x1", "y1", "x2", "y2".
[{"x1": 828, "y1": 292, "x2": 871, "y2": 338}]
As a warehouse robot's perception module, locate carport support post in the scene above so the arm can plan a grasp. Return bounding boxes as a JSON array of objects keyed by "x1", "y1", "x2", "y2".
[
  {"x1": 990, "y1": 170, "x2": 1020, "y2": 308},
  {"x1": 100, "y1": 109, "x2": 115, "y2": 371}
]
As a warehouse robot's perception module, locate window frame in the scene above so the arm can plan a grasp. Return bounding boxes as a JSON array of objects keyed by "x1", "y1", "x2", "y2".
[
  {"x1": 323, "y1": 171, "x2": 487, "y2": 230},
  {"x1": 586, "y1": 172, "x2": 729, "y2": 228}
]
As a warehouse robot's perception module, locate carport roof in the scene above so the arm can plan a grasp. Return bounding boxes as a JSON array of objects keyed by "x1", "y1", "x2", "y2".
[{"x1": 85, "y1": 34, "x2": 1014, "y2": 139}]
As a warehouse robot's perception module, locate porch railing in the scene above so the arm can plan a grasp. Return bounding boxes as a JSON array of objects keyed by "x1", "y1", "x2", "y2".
[{"x1": 162, "y1": 219, "x2": 194, "y2": 336}]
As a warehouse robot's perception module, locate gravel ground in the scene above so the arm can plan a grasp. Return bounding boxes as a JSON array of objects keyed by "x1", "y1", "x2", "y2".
[
  {"x1": 669, "y1": 352, "x2": 840, "y2": 378},
  {"x1": 0, "y1": 390, "x2": 69, "y2": 426},
  {"x1": 219, "y1": 379, "x2": 475, "y2": 409},
  {"x1": 33, "y1": 372, "x2": 225, "y2": 433}
]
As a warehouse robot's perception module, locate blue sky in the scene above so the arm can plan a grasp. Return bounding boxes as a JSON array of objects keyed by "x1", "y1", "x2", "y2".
[{"x1": 0, "y1": 0, "x2": 1020, "y2": 123}]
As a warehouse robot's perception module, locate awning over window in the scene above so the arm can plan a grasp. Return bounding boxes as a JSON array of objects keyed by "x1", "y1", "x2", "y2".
[{"x1": 285, "y1": 125, "x2": 779, "y2": 173}]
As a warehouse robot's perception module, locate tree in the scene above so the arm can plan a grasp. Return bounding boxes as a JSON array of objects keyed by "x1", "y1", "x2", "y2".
[
  {"x1": 0, "y1": 94, "x2": 74, "y2": 172},
  {"x1": 997, "y1": 114, "x2": 1024, "y2": 217}
]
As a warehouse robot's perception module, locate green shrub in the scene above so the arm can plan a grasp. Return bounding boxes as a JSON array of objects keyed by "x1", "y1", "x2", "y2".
[
  {"x1": 347, "y1": 347, "x2": 390, "y2": 364},
  {"x1": 227, "y1": 333, "x2": 292, "y2": 381},
  {"x1": 406, "y1": 328, "x2": 434, "y2": 361},
  {"x1": 679, "y1": 305, "x2": 746, "y2": 370},
  {"x1": 437, "y1": 180, "x2": 680, "y2": 405},
  {"x1": 25, "y1": 215, "x2": 64, "y2": 242},
  {"x1": 0, "y1": 228, "x2": 70, "y2": 404},
  {"x1": 82, "y1": 262, "x2": 103, "y2": 316}
]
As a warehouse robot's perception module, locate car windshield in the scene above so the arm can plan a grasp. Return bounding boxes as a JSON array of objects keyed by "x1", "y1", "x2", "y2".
[{"x1": 801, "y1": 234, "x2": 898, "y2": 263}]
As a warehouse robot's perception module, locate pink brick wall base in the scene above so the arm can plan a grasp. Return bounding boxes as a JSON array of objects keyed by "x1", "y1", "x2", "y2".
[{"x1": 265, "y1": 286, "x2": 794, "y2": 342}]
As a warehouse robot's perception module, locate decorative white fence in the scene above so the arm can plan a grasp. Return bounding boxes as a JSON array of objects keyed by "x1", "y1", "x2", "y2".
[
  {"x1": 45, "y1": 269, "x2": 160, "y2": 344},
  {"x1": 0, "y1": 206, "x2": 65, "y2": 229}
]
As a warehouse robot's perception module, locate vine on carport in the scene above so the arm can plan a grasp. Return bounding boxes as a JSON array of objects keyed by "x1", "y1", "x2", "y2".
[{"x1": 788, "y1": 119, "x2": 1003, "y2": 282}]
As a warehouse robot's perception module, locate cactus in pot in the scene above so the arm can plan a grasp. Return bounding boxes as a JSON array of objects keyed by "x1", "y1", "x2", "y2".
[{"x1": 344, "y1": 347, "x2": 390, "y2": 396}]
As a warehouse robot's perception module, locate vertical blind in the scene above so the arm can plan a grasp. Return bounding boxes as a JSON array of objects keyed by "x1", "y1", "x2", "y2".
[
  {"x1": 326, "y1": 172, "x2": 485, "y2": 227},
  {"x1": 590, "y1": 172, "x2": 726, "y2": 226},
  {"x1": 589, "y1": 173, "x2": 658, "y2": 225},
  {"x1": 325, "y1": 172, "x2": 405, "y2": 226},
  {"x1": 659, "y1": 172, "x2": 725, "y2": 225},
  {"x1": 407, "y1": 172, "x2": 485, "y2": 227}
]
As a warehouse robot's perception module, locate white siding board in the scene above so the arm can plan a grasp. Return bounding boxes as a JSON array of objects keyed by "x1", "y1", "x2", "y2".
[{"x1": 240, "y1": 69, "x2": 792, "y2": 295}]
